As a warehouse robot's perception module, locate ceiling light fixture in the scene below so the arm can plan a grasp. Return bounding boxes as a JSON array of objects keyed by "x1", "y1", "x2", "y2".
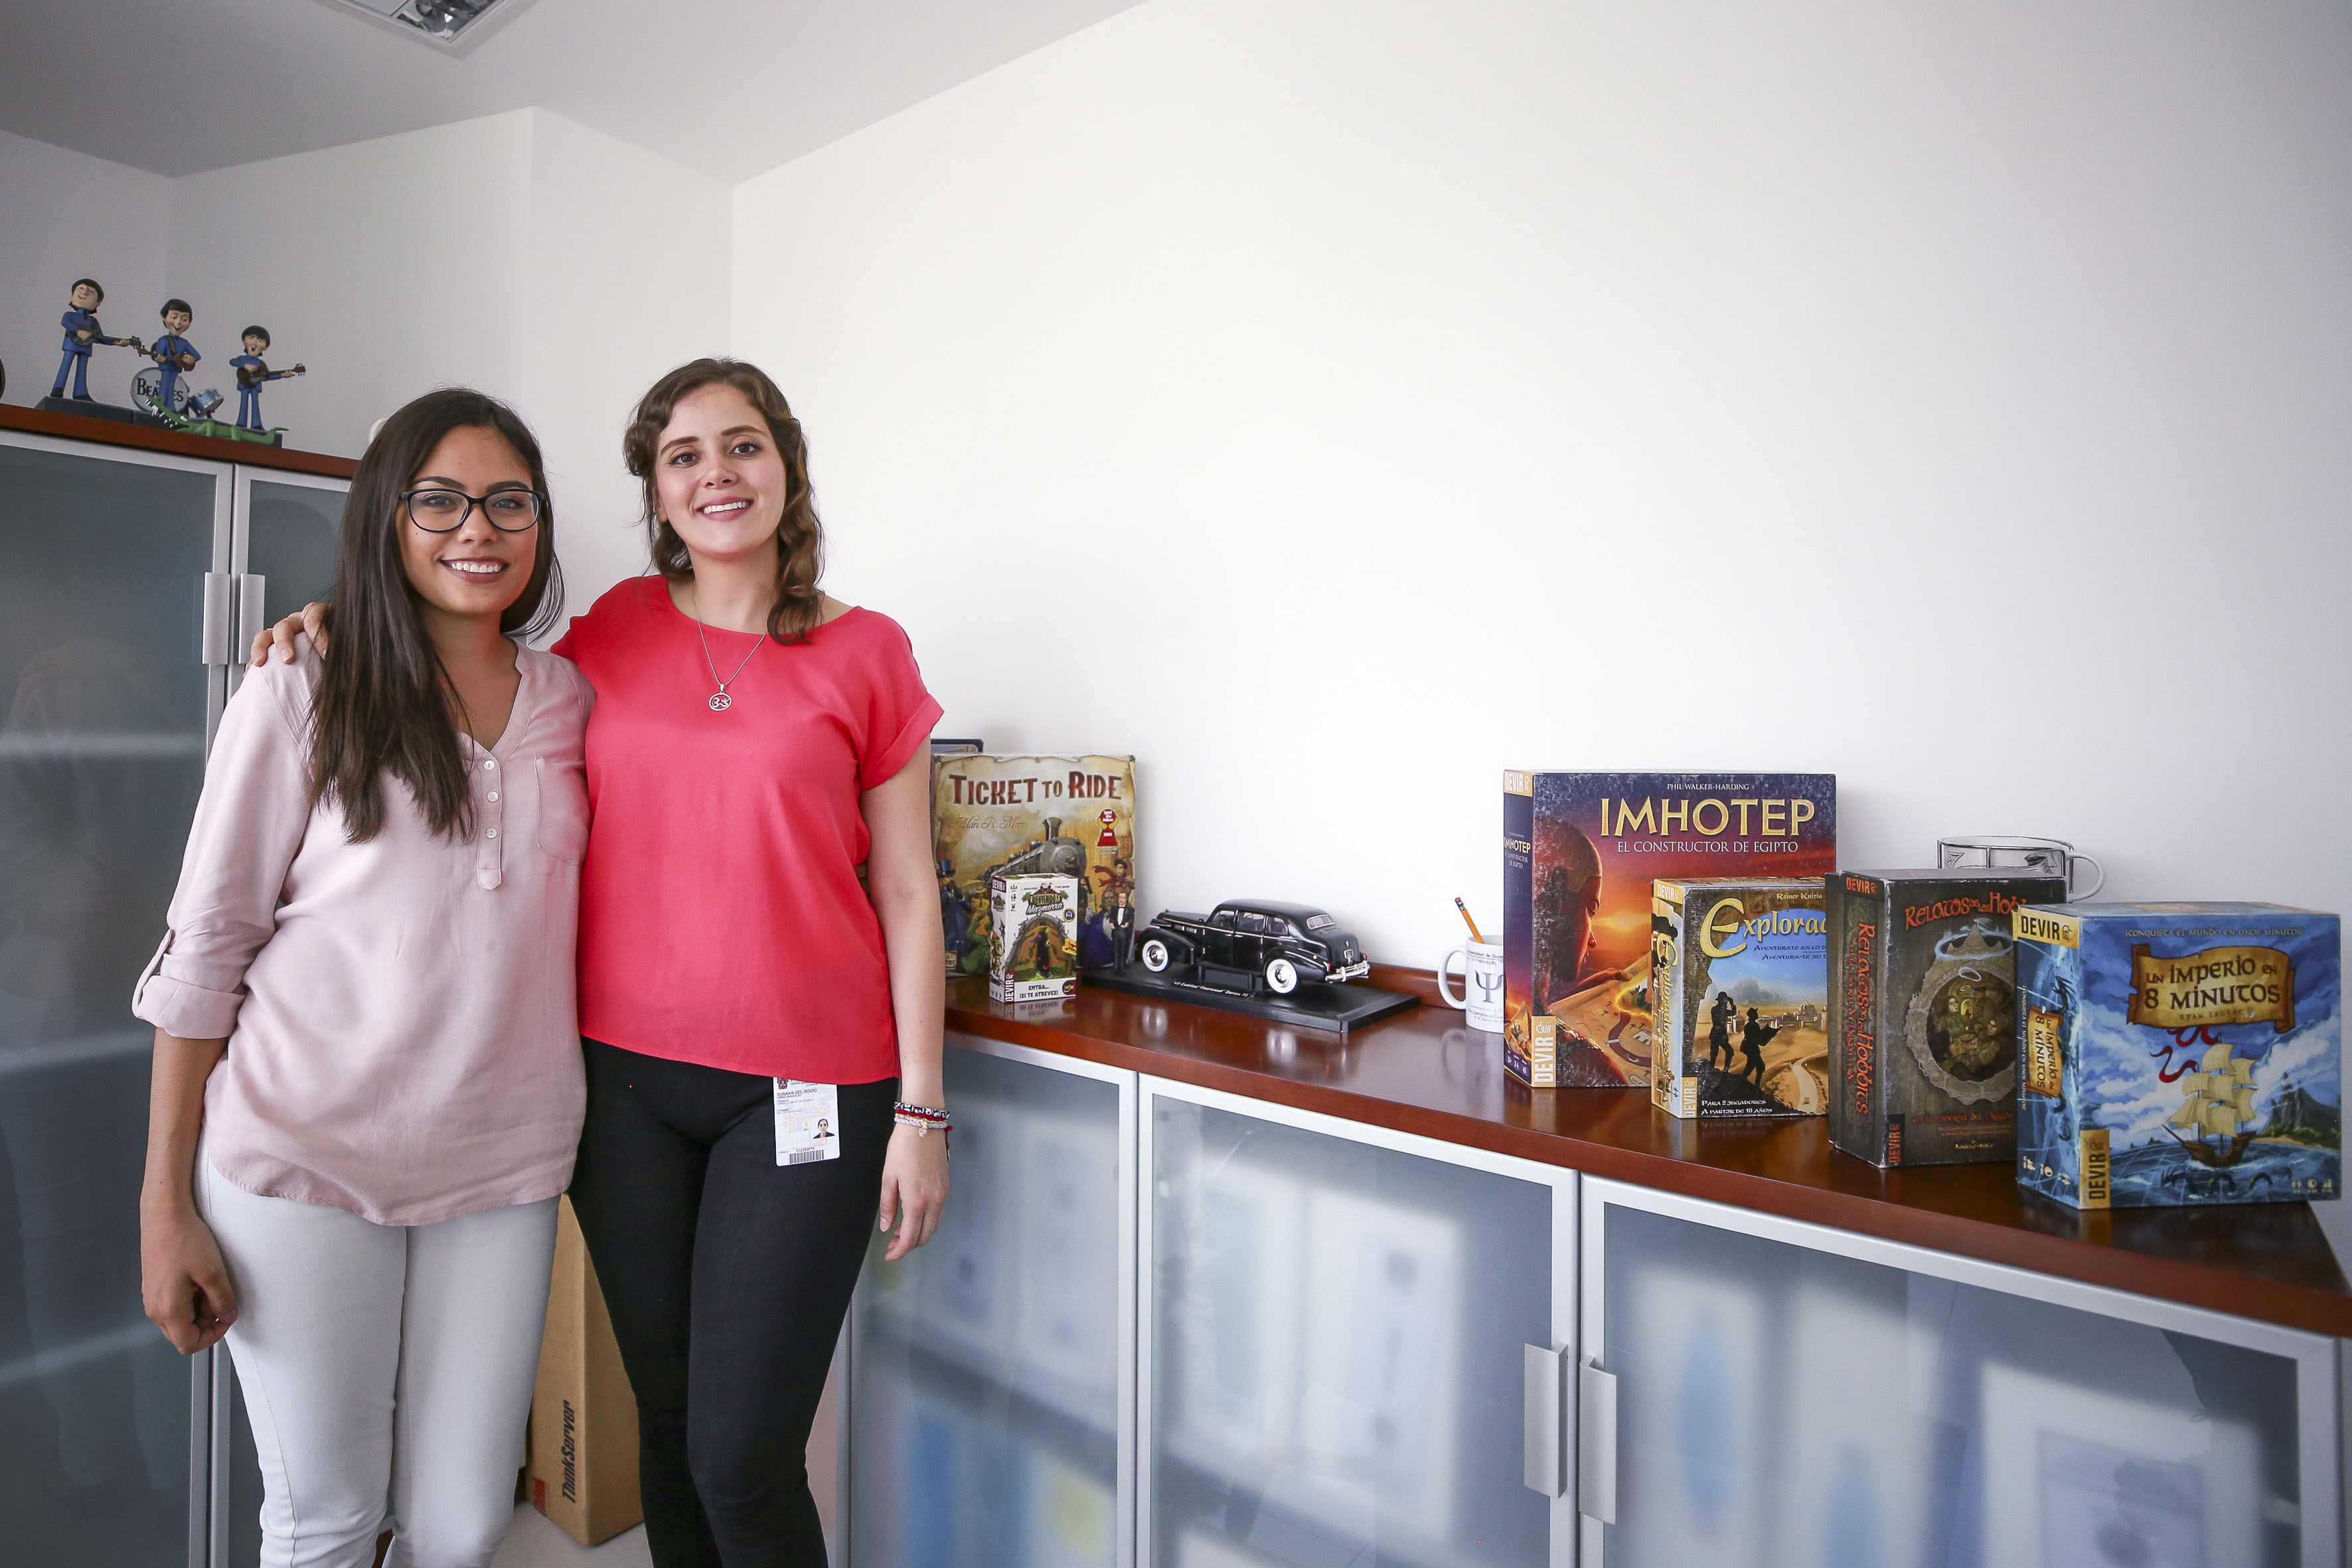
[{"x1": 317, "y1": 0, "x2": 534, "y2": 50}]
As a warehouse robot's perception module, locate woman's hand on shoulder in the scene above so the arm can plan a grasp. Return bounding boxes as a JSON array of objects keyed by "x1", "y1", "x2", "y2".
[
  {"x1": 141, "y1": 1204, "x2": 238, "y2": 1355},
  {"x1": 877, "y1": 1122, "x2": 948, "y2": 1261},
  {"x1": 248, "y1": 601, "x2": 332, "y2": 666}
]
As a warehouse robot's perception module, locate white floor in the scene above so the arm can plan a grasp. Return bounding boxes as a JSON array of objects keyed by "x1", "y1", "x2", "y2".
[{"x1": 489, "y1": 1504, "x2": 653, "y2": 1567}]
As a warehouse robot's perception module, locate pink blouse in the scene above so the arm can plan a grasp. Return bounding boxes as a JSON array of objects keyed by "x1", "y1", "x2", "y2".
[{"x1": 133, "y1": 641, "x2": 593, "y2": 1226}]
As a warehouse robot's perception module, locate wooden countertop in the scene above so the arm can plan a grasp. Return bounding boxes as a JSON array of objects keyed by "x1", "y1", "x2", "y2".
[
  {"x1": 0, "y1": 401, "x2": 359, "y2": 479},
  {"x1": 947, "y1": 969, "x2": 2352, "y2": 1340}
]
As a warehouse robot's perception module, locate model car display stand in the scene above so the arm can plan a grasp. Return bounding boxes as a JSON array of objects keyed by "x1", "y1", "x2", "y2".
[{"x1": 1085, "y1": 962, "x2": 1417, "y2": 1032}]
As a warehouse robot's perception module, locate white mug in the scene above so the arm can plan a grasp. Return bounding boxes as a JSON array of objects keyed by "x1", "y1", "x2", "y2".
[
  {"x1": 1936, "y1": 834, "x2": 2105, "y2": 901},
  {"x1": 1439, "y1": 939, "x2": 1505, "y2": 1032}
]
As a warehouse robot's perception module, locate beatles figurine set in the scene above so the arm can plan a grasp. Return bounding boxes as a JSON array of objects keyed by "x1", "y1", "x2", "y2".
[
  {"x1": 40, "y1": 278, "x2": 305, "y2": 444},
  {"x1": 1504, "y1": 771, "x2": 2342, "y2": 1209}
]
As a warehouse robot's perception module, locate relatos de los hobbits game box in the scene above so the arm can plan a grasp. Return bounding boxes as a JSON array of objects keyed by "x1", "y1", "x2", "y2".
[
  {"x1": 1502, "y1": 772, "x2": 1837, "y2": 1088},
  {"x1": 2015, "y1": 903, "x2": 2340, "y2": 1208},
  {"x1": 1828, "y1": 868, "x2": 2067, "y2": 1168}
]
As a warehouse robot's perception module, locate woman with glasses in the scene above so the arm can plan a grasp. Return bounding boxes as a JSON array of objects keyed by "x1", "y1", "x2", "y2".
[{"x1": 139, "y1": 388, "x2": 589, "y2": 1568}]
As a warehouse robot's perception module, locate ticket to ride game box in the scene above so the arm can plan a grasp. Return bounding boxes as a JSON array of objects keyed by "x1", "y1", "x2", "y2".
[
  {"x1": 1651, "y1": 878, "x2": 1830, "y2": 1120},
  {"x1": 1827, "y1": 868, "x2": 2067, "y2": 1167},
  {"x1": 1502, "y1": 771, "x2": 1836, "y2": 1088},
  {"x1": 2014, "y1": 903, "x2": 2340, "y2": 1208}
]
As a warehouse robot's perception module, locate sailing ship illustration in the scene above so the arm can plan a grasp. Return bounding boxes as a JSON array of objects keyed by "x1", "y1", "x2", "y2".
[{"x1": 2163, "y1": 1042, "x2": 2258, "y2": 1167}]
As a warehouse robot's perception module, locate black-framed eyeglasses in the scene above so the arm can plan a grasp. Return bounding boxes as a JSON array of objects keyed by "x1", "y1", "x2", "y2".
[{"x1": 401, "y1": 487, "x2": 544, "y2": 532}]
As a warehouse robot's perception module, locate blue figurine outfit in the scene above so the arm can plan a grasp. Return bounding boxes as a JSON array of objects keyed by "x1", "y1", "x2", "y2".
[
  {"x1": 230, "y1": 355, "x2": 267, "y2": 431},
  {"x1": 53, "y1": 309, "x2": 100, "y2": 400},
  {"x1": 151, "y1": 333, "x2": 199, "y2": 412}
]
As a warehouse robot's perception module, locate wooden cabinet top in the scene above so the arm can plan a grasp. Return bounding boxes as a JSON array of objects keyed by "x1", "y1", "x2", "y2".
[
  {"x1": 947, "y1": 969, "x2": 2352, "y2": 1339},
  {"x1": 0, "y1": 402, "x2": 359, "y2": 479}
]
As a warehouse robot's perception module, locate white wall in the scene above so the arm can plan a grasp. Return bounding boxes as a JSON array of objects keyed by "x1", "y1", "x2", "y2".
[
  {"x1": 0, "y1": 130, "x2": 170, "y2": 408},
  {"x1": 521, "y1": 112, "x2": 732, "y2": 621},
  {"x1": 730, "y1": 0, "x2": 2352, "y2": 971},
  {"x1": 169, "y1": 112, "x2": 536, "y2": 461},
  {"x1": 165, "y1": 109, "x2": 729, "y2": 621}
]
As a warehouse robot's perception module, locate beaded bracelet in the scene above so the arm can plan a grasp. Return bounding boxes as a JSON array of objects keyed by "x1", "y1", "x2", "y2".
[{"x1": 893, "y1": 1101, "x2": 951, "y2": 1138}]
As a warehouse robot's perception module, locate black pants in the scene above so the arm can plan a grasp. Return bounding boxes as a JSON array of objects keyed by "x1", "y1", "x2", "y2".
[{"x1": 570, "y1": 1039, "x2": 894, "y2": 1567}]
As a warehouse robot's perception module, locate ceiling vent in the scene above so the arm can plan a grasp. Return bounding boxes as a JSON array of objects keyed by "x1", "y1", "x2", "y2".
[{"x1": 318, "y1": 0, "x2": 532, "y2": 49}]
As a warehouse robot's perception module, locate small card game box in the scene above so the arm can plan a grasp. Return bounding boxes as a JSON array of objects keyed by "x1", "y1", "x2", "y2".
[
  {"x1": 1826, "y1": 869, "x2": 2067, "y2": 1167},
  {"x1": 1651, "y1": 878, "x2": 1831, "y2": 1119},
  {"x1": 989, "y1": 872, "x2": 1079, "y2": 1003},
  {"x1": 2013, "y1": 903, "x2": 2341, "y2": 1208},
  {"x1": 1502, "y1": 771, "x2": 1837, "y2": 1089}
]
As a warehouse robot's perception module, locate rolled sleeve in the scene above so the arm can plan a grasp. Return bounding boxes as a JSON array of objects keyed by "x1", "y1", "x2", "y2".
[{"x1": 130, "y1": 656, "x2": 315, "y2": 1040}]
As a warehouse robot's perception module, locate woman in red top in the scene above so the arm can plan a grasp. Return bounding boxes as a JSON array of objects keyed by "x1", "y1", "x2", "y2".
[
  {"x1": 270, "y1": 360, "x2": 948, "y2": 1565},
  {"x1": 556, "y1": 360, "x2": 948, "y2": 1567}
]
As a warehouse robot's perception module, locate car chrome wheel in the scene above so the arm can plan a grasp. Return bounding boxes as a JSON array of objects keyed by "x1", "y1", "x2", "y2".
[
  {"x1": 1140, "y1": 937, "x2": 1172, "y2": 973},
  {"x1": 1265, "y1": 957, "x2": 1299, "y2": 994}
]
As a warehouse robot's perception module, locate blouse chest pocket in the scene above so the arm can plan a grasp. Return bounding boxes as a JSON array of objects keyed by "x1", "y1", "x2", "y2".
[{"x1": 535, "y1": 756, "x2": 590, "y2": 864}]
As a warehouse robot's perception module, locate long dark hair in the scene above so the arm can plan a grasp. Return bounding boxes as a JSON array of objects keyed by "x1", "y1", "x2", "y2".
[
  {"x1": 623, "y1": 358, "x2": 826, "y2": 642},
  {"x1": 308, "y1": 388, "x2": 564, "y2": 841}
]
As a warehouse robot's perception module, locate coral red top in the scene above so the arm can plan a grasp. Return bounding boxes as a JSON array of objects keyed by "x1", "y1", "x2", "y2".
[{"x1": 553, "y1": 578, "x2": 941, "y2": 1082}]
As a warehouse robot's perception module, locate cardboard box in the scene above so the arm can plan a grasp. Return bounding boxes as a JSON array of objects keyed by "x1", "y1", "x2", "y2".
[
  {"x1": 1826, "y1": 868, "x2": 2066, "y2": 1167},
  {"x1": 990, "y1": 872, "x2": 1080, "y2": 1002},
  {"x1": 1501, "y1": 771, "x2": 1837, "y2": 1087},
  {"x1": 1651, "y1": 878, "x2": 1830, "y2": 1120},
  {"x1": 527, "y1": 1197, "x2": 642, "y2": 1546},
  {"x1": 2014, "y1": 903, "x2": 2341, "y2": 1208}
]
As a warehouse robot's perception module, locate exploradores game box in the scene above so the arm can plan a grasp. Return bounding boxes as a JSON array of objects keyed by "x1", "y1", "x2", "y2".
[
  {"x1": 2014, "y1": 903, "x2": 2340, "y2": 1208},
  {"x1": 1651, "y1": 877, "x2": 1830, "y2": 1120},
  {"x1": 1502, "y1": 772, "x2": 1837, "y2": 1088}
]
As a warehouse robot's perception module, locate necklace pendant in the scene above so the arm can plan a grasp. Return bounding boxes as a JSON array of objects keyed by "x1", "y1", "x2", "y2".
[{"x1": 709, "y1": 692, "x2": 732, "y2": 712}]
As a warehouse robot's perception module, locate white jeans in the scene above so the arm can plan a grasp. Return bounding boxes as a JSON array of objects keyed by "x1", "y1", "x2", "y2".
[{"x1": 199, "y1": 1158, "x2": 558, "y2": 1568}]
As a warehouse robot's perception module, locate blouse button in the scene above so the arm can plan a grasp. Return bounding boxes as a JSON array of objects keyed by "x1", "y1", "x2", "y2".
[
  {"x1": 483, "y1": 759, "x2": 497, "y2": 771},
  {"x1": 487, "y1": 791, "x2": 499, "y2": 802},
  {"x1": 485, "y1": 828, "x2": 499, "y2": 840}
]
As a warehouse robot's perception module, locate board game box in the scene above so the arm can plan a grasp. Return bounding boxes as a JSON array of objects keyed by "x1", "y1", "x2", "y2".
[
  {"x1": 935, "y1": 755, "x2": 1137, "y2": 977},
  {"x1": 2014, "y1": 903, "x2": 2341, "y2": 1208},
  {"x1": 1651, "y1": 878, "x2": 1830, "y2": 1119},
  {"x1": 988, "y1": 872, "x2": 1080, "y2": 1003},
  {"x1": 1502, "y1": 771, "x2": 1837, "y2": 1088},
  {"x1": 1826, "y1": 869, "x2": 2067, "y2": 1167}
]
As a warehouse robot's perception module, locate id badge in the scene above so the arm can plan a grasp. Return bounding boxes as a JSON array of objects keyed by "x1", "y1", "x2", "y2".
[{"x1": 773, "y1": 1079, "x2": 842, "y2": 1166}]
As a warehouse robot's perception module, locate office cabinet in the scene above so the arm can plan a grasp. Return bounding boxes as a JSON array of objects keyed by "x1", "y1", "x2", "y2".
[
  {"x1": 0, "y1": 425, "x2": 345, "y2": 1568},
  {"x1": 1579, "y1": 1177, "x2": 2341, "y2": 1568},
  {"x1": 854, "y1": 1029, "x2": 2349, "y2": 1568},
  {"x1": 1141, "y1": 1079, "x2": 1577, "y2": 1568},
  {"x1": 847, "y1": 1035, "x2": 1136, "y2": 1568}
]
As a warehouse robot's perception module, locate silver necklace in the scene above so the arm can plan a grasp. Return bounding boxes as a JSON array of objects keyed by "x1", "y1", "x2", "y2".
[{"x1": 687, "y1": 588, "x2": 763, "y2": 712}]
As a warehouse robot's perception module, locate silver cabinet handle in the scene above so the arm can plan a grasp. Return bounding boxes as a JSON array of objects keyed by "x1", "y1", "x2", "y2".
[
  {"x1": 1522, "y1": 1342, "x2": 1567, "y2": 1497},
  {"x1": 197, "y1": 574, "x2": 233, "y2": 665},
  {"x1": 1577, "y1": 1359, "x2": 1618, "y2": 1524},
  {"x1": 235, "y1": 575, "x2": 266, "y2": 661}
]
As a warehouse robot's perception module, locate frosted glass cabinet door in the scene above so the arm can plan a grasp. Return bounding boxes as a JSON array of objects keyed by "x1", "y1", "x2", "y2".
[
  {"x1": 219, "y1": 469, "x2": 345, "y2": 1568},
  {"x1": 850, "y1": 1036, "x2": 1133, "y2": 1568},
  {"x1": 1146, "y1": 1085, "x2": 1569, "y2": 1568},
  {"x1": 0, "y1": 434, "x2": 228, "y2": 1568},
  {"x1": 1583, "y1": 1179, "x2": 2339, "y2": 1568}
]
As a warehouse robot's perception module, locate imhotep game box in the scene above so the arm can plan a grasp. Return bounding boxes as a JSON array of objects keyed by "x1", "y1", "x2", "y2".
[{"x1": 1502, "y1": 771, "x2": 1836, "y2": 1088}]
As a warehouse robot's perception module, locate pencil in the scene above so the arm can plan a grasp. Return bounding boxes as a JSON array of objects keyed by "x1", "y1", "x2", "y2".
[{"x1": 1454, "y1": 898, "x2": 1484, "y2": 945}]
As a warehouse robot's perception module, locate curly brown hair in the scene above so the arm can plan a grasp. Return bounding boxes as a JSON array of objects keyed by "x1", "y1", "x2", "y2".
[{"x1": 623, "y1": 357, "x2": 826, "y2": 643}]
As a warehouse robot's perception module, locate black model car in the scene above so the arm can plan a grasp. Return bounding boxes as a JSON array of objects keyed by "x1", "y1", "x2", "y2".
[{"x1": 1133, "y1": 900, "x2": 1370, "y2": 994}]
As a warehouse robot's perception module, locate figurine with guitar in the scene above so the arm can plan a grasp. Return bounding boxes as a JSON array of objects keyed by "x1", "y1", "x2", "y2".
[
  {"x1": 50, "y1": 277, "x2": 147, "y2": 402},
  {"x1": 229, "y1": 325, "x2": 305, "y2": 431},
  {"x1": 145, "y1": 298, "x2": 202, "y2": 412}
]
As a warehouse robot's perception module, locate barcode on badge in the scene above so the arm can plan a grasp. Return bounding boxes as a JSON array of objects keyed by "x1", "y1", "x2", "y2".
[{"x1": 784, "y1": 1148, "x2": 828, "y2": 1165}]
